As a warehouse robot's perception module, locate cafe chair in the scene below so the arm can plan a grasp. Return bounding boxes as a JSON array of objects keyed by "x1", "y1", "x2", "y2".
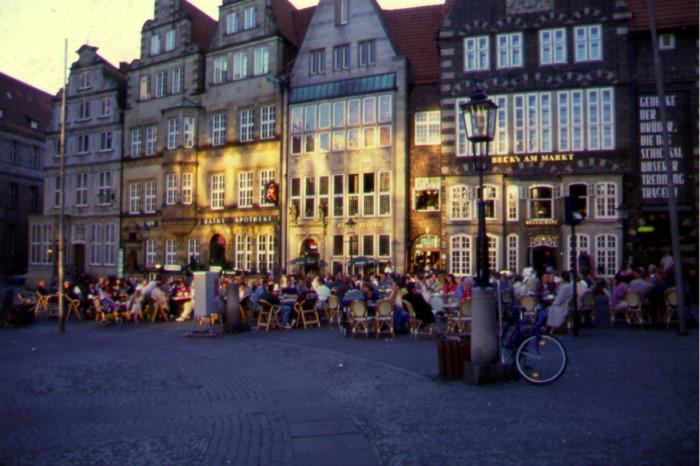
[
  {"x1": 296, "y1": 300, "x2": 321, "y2": 329},
  {"x1": 349, "y1": 300, "x2": 373, "y2": 338},
  {"x1": 579, "y1": 290, "x2": 595, "y2": 325},
  {"x1": 374, "y1": 299, "x2": 394, "y2": 338},
  {"x1": 403, "y1": 299, "x2": 434, "y2": 340},
  {"x1": 257, "y1": 299, "x2": 281, "y2": 331},
  {"x1": 446, "y1": 299, "x2": 472, "y2": 335},
  {"x1": 150, "y1": 301, "x2": 170, "y2": 323},
  {"x1": 663, "y1": 287, "x2": 678, "y2": 329},
  {"x1": 326, "y1": 295, "x2": 341, "y2": 328},
  {"x1": 34, "y1": 292, "x2": 56, "y2": 319},
  {"x1": 623, "y1": 290, "x2": 646, "y2": 328},
  {"x1": 66, "y1": 298, "x2": 83, "y2": 321}
]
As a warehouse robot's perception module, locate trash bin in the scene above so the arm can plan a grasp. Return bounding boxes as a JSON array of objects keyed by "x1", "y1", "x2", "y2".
[{"x1": 437, "y1": 336, "x2": 471, "y2": 378}]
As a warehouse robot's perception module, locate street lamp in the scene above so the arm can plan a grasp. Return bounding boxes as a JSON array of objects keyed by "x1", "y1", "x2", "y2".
[
  {"x1": 345, "y1": 217, "x2": 356, "y2": 275},
  {"x1": 460, "y1": 87, "x2": 500, "y2": 376}
]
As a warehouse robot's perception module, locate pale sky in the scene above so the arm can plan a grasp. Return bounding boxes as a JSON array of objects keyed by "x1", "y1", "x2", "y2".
[{"x1": 0, "y1": 0, "x2": 443, "y2": 95}]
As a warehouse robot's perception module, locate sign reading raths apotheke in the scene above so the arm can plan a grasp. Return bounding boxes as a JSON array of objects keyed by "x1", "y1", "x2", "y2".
[
  {"x1": 638, "y1": 93, "x2": 688, "y2": 202},
  {"x1": 201, "y1": 215, "x2": 279, "y2": 225}
]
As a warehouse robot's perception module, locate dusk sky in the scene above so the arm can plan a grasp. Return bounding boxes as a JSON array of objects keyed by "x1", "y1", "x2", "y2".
[{"x1": 0, "y1": 0, "x2": 444, "y2": 95}]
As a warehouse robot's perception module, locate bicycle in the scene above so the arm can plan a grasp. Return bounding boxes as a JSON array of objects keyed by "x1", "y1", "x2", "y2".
[{"x1": 500, "y1": 304, "x2": 567, "y2": 384}]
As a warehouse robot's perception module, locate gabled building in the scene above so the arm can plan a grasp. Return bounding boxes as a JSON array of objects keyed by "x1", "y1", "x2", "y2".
[
  {"x1": 0, "y1": 72, "x2": 52, "y2": 277},
  {"x1": 121, "y1": 0, "x2": 217, "y2": 274},
  {"x1": 626, "y1": 0, "x2": 699, "y2": 265},
  {"x1": 439, "y1": 0, "x2": 634, "y2": 277}
]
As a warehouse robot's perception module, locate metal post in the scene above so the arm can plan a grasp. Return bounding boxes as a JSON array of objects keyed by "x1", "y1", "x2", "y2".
[
  {"x1": 570, "y1": 223, "x2": 579, "y2": 337},
  {"x1": 646, "y1": 0, "x2": 686, "y2": 334},
  {"x1": 475, "y1": 145, "x2": 490, "y2": 288},
  {"x1": 58, "y1": 39, "x2": 68, "y2": 334}
]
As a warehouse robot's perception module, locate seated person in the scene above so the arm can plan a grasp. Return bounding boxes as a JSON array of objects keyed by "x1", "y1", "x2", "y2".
[
  {"x1": 126, "y1": 289, "x2": 145, "y2": 321},
  {"x1": 403, "y1": 282, "x2": 435, "y2": 325},
  {"x1": 259, "y1": 283, "x2": 294, "y2": 328}
]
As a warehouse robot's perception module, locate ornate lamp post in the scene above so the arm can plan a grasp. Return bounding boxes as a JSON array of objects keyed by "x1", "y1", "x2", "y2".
[
  {"x1": 345, "y1": 217, "x2": 356, "y2": 275},
  {"x1": 460, "y1": 87, "x2": 500, "y2": 377}
]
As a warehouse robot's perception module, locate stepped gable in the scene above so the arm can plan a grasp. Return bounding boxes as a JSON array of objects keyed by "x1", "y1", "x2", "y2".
[
  {"x1": 0, "y1": 71, "x2": 53, "y2": 139},
  {"x1": 627, "y1": 0, "x2": 699, "y2": 31}
]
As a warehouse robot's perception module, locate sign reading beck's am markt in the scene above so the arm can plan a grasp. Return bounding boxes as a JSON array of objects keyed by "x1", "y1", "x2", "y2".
[{"x1": 639, "y1": 94, "x2": 686, "y2": 201}]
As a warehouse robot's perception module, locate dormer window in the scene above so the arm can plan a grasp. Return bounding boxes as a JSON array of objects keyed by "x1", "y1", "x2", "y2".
[
  {"x1": 78, "y1": 71, "x2": 91, "y2": 89},
  {"x1": 30, "y1": 120, "x2": 38, "y2": 130},
  {"x1": 150, "y1": 34, "x2": 161, "y2": 56},
  {"x1": 659, "y1": 33, "x2": 676, "y2": 51},
  {"x1": 165, "y1": 30, "x2": 176, "y2": 52},
  {"x1": 244, "y1": 7, "x2": 257, "y2": 30},
  {"x1": 335, "y1": 0, "x2": 349, "y2": 25}
]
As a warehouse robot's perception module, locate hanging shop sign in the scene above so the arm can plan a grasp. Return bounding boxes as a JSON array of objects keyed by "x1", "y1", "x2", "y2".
[
  {"x1": 201, "y1": 215, "x2": 279, "y2": 225},
  {"x1": 638, "y1": 93, "x2": 688, "y2": 202}
]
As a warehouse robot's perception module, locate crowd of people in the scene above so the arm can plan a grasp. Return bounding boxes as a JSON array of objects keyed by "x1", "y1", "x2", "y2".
[{"x1": 27, "y1": 252, "x2": 697, "y2": 332}]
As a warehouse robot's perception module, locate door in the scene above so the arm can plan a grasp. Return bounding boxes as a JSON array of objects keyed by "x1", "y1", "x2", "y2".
[{"x1": 73, "y1": 244, "x2": 85, "y2": 275}]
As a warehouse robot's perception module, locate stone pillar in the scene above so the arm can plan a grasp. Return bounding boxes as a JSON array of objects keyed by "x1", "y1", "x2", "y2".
[{"x1": 469, "y1": 287, "x2": 497, "y2": 365}]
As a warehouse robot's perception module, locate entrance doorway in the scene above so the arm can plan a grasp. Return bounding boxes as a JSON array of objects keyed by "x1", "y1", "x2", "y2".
[
  {"x1": 412, "y1": 234, "x2": 440, "y2": 273},
  {"x1": 209, "y1": 234, "x2": 226, "y2": 267},
  {"x1": 73, "y1": 244, "x2": 85, "y2": 275},
  {"x1": 127, "y1": 250, "x2": 138, "y2": 272},
  {"x1": 299, "y1": 238, "x2": 320, "y2": 273},
  {"x1": 532, "y1": 247, "x2": 557, "y2": 276}
]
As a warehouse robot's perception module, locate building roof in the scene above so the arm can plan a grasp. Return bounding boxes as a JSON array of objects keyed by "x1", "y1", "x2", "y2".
[
  {"x1": 382, "y1": 4, "x2": 446, "y2": 85},
  {"x1": 0, "y1": 71, "x2": 53, "y2": 139},
  {"x1": 627, "y1": 0, "x2": 699, "y2": 31},
  {"x1": 270, "y1": 0, "x2": 314, "y2": 48},
  {"x1": 181, "y1": 0, "x2": 217, "y2": 50}
]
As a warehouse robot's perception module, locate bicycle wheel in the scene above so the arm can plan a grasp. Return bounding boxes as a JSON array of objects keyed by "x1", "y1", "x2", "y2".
[{"x1": 515, "y1": 335, "x2": 567, "y2": 384}]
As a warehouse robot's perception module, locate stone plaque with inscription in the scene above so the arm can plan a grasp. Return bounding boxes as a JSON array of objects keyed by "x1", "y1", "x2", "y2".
[{"x1": 506, "y1": 0, "x2": 554, "y2": 15}]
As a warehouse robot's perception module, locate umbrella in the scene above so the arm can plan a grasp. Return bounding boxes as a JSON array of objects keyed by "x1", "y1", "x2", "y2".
[
  {"x1": 289, "y1": 256, "x2": 317, "y2": 265},
  {"x1": 348, "y1": 256, "x2": 378, "y2": 266}
]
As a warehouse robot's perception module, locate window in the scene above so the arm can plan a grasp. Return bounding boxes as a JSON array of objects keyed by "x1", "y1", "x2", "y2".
[
  {"x1": 506, "y1": 234, "x2": 518, "y2": 273},
  {"x1": 659, "y1": 33, "x2": 676, "y2": 50},
  {"x1": 139, "y1": 76, "x2": 151, "y2": 101},
  {"x1": 244, "y1": 7, "x2": 257, "y2": 30},
  {"x1": 90, "y1": 224, "x2": 103, "y2": 265},
  {"x1": 165, "y1": 239, "x2": 177, "y2": 266},
  {"x1": 497, "y1": 32, "x2": 522, "y2": 68},
  {"x1": 214, "y1": 56, "x2": 228, "y2": 84},
  {"x1": 333, "y1": 101, "x2": 345, "y2": 127},
  {"x1": 226, "y1": 12, "x2": 239, "y2": 34},
  {"x1": 540, "y1": 28, "x2": 566, "y2": 65},
  {"x1": 76, "y1": 134, "x2": 89, "y2": 154},
  {"x1": 587, "y1": 88, "x2": 614, "y2": 150},
  {"x1": 233, "y1": 51, "x2": 248, "y2": 80},
  {"x1": 539, "y1": 93, "x2": 552, "y2": 152},
  {"x1": 378, "y1": 235, "x2": 390, "y2": 257},
  {"x1": 144, "y1": 181, "x2": 156, "y2": 213},
  {"x1": 290, "y1": 178, "x2": 301, "y2": 219},
  {"x1": 483, "y1": 185, "x2": 498, "y2": 220},
  {"x1": 145, "y1": 240, "x2": 156, "y2": 266},
  {"x1": 129, "y1": 183, "x2": 140, "y2": 214},
  {"x1": 76, "y1": 173, "x2": 88, "y2": 207},
  {"x1": 236, "y1": 235, "x2": 252, "y2": 271},
  {"x1": 101, "y1": 97, "x2": 111, "y2": 117},
  {"x1": 211, "y1": 113, "x2": 227, "y2": 146},
  {"x1": 8, "y1": 183, "x2": 17, "y2": 208},
  {"x1": 358, "y1": 40, "x2": 376, "y2": 67},
  {"x1": 348, "y1": 174, "x2": 359, "y2": 216},
  {"x1": 567, "y1": 234, "x2": 590, "y2": 270},
  {"x1": 310, "y1": 49, "x2": 325, "y2": 75},
  {"x1": 507, "y1": 186, "x2": 519, "y2": 221},
  {"x1": 596, "y1": 234, "x2": 617, "y2": 276},
  {"x1": 513, "y1": 94, "x2": 525, "y2": 153},
  {"x1": 30, "y1": 186, "x2": 38, "y2": 211},
  {"x1": 334, "y1": 44, "x2": 350, "y2": 70},
  {"x1": 362, "y1": 173, "x2": 375, "y2": 216},
  {"x1": 53, "y1": 176, "x2": 61, "y2": 208},
  {"x1": 261, "y1": 105, "x2": 275, "y2": 139},
  {"x1": 595, "y1": 182, "x2": 617, "y2": 219},
  {"x1": 104, "y1": 224, "x2": 116, "y2": 266},
  {"x1": 100, "y1": 132, "x2": 113, "y2": 151},
  {"x1": 183, "y1": 116, "x2": 195, "y2": 148},
  {"x1": 361, "y1": 235, "x2": 374, "y2": 257},
  {"x1": 526, "y1": 94, "x2": 539, "y2": 153},
  {"x1": 529, "y1": 186, "x2": 553, "y2": 219},
  {"x1": 172, "y1": 67, "x2": 184, "y2": 94},
  {"x1": 450, "y1": 185, "x2": 471, "y2": 220},
  {"x1": 187, "y1": 239, "x2": 200, "y2": 263},
  {"x1": 210, "y1": 174, "x2": 224, "y2": 210},
  {"x1": 30, "y1": 224, "x2": 53, "y2": 264},
  {"x1": 98, "y1": 171, "x2": 112, "y2": 205},
  {"x1": 78, "y1": 100, "x2": 90, "y2": 120},
  {"x1": 415, "y1": 111, "x2": 441, "y2": 145},
  {"x1": 155, "y1": 71, "x2": 168, "y2": 97},
  {"x1": 166, "y1": 173, "x2": 179, "y2": 205},
  {"x1": 181, "y1": 172, "x2": 193, "y2": 205},
  {"x1": 145, "y1": 126, "x2": 157, "y2": 155},
  {"x1": 240, "y1": 109, "x2": 254, "y2": 142},
  {"x1": 568, "y1": 183, "x2": 588, "y2": 218},
  {"x1": 30, "y1": 225, "x2": 41, "y2": 264},
  {"x1": 303, "y1": 177, "x2": 315, "y2": 219},
  {"x1": 333, "y1": 235, "x2": 343, "y2": 256},
  {"x1": 254, "y1": 47, "x2": 269, "y2": 75},
  {"x1": 571, "y1": 90, "x2": 583, "y2": 150},
  {"x1": 464, "y1": 36, "x2": 489, "y2": 71},
  {"x1": 150, "y1": 34, "x2": 161, "y2": 56},
  {"x1": 79, "y1": 71, "x2": 91, "y2": 89},
  {"x1": 487, "y1": 235, "x2": 499, "y2": 272},
  {"x1": 574, "y1": 25, "x2": 602, "y2": 62},
  {"x1": 165, "y1": 30, "x2": 176, "y2": 52},
  {"x1": 259, "y1": 170, "x2": 275, "y2": 206},
  {"x1": 557, "y1": 92, "x2": 570, "y2": 151},
  {"x1": 336, "y1": 0, "x2": 349, "y2": 25},
  {"x1": 167, "y1": 118, "x2": 180, "y2": 149},
  {"x1": 378, "y1": 172, "x2": 391, "y2": 216},
  {"x1": 450, "y1": 235, "x2": 472, "y2": 276},
  {"x1": 332, "y1": 175, "x2": 344, "y2": 217},
  {"x1": 238, "y1": 172, "x2": 253, "y2": 208},
  {"x1": 347, "y1": 99, "x2": 360, "y2": 126},
  {"x1": 414, "y1": 177, "x2": 440, "y2": 212},
  {"x1": 257, "y1": 234, "x2": 275, "y2": 273}
]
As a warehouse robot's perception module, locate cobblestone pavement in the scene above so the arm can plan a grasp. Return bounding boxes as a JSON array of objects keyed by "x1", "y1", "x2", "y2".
[{"x1": 0, "y1": 320, "x2": 697, "y2": 465}]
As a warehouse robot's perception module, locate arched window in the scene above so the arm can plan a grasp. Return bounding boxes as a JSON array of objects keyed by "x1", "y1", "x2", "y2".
[
  {"x1": 483, "y1": 185, "x2": 498, "y2": 220},
  {"x1": 450, "y1": 185, "x2": 471, "y2": 220},
  {"x1": 595, "y1": 234, "x2": 617, "y2": 276},
  {"x1": 567, "y1": 233, "x2": 590, "y2": 270},
  {"x1": 568, "y1": 183, "x2": 588, "y2": 218},
  {"x1": 487, "y1": 234, "x2": 499, "y2": 272},
  {"x1": 450, "y1": 235, "x2": 472, "y2": 276},
  {"x1": 507, "y1": 185, "x2": 519, "y2": 221},
  {"x1": 595, "y1": 182, "x2": 617, "y2": 219},
  {"x1": 506, "y1": 234, "x2": 518, "y2": 272}
]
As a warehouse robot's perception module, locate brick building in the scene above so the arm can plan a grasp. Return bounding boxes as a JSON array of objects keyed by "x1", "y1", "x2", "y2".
[{"x1": 0, "y1": 72, "x2": 52, "y2": 277}]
